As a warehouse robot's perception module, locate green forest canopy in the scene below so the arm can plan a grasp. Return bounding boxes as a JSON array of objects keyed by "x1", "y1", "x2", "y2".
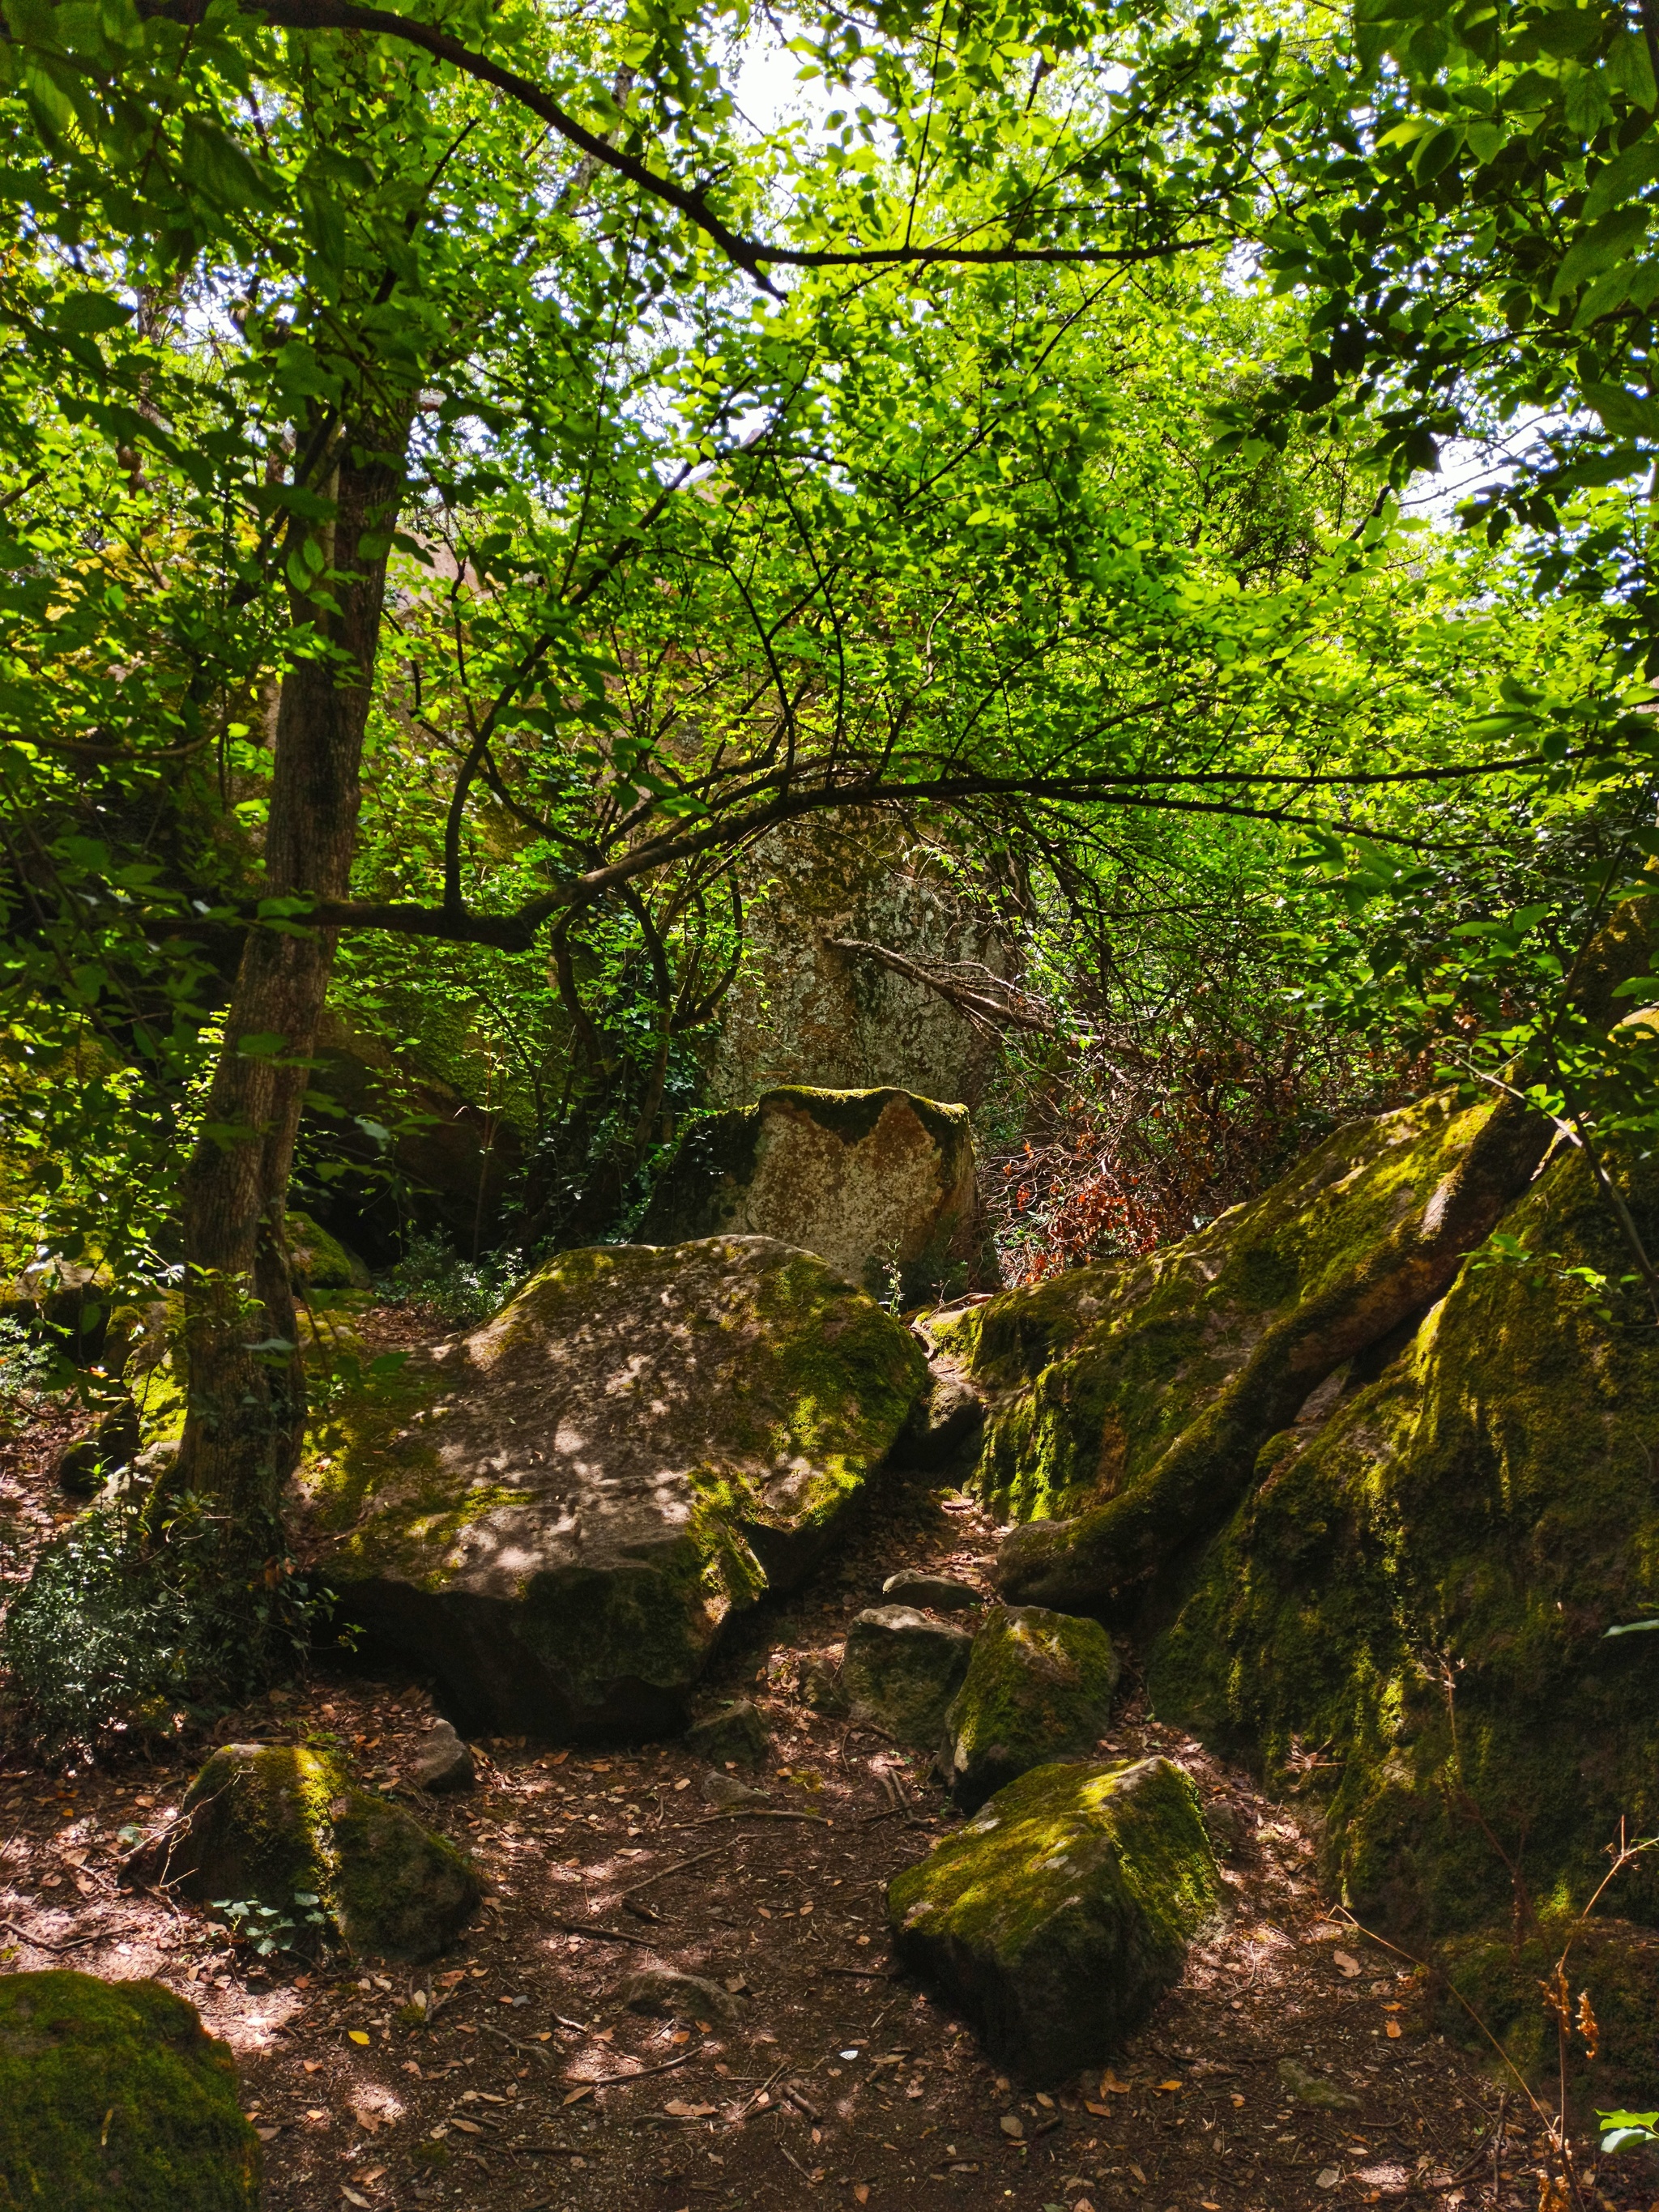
[{"x1": 4, "y1": 0, "x2": 1659, "y2": 1533}]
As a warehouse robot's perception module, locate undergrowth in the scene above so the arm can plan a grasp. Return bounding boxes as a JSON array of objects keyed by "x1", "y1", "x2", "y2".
[{"x1": 376, "y1": 1230, "x2": 526, "y2": 1328}]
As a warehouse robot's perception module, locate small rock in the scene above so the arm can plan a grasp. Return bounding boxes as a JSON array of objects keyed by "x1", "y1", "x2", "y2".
[
  {"x1": 1277, "y1": 2057, "x2": 1362, "y2": 2112},
  {"x1": 702, "y1": 1771, "x2": 769, "y2": 1808},
  {"x1": 940, "y1": 1605, "x2": 1120, "y2": 1811},
  {"x1": 881, "y1": 1571, "x2": 981, "y2": 1612},
  {"x1": 842, "y1": 1605, "x2": 974, "y2": 1747},
  {"x1": 54, "y1": 1395, "x2": 141, "y2": 1496},
  {"x1": 684, "y1": 1700, "x2": 770, "y2": 1769},
  {"x1": 1202, "y1": 1798, "x2": 1243, "y2": 1856},
  {"x1": 412, "y1": 1720, "x2": 476, "y2": 1794},
  {"x1": 798, "y1": 1660, "x2": 851, "y2": 1717},
  {"x1": 901, "y1": 1373, "x2": 986, "y2": 1469},
  {"x1": 616, "y1": 1968, "x2": 736, "y2": 2023},
  {"x1": 0, "y1": 1971, "x2": 261, "y2": 2204},
  {"x1": 889, "y1": 1756, "x2": 1219, "y2": 2081}
]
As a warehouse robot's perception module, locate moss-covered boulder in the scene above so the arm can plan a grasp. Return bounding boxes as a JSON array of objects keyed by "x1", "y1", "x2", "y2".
[
  {"x1": 1147, "y1": 1141, "x2": 1659, "y2": 1938},
  {"x1": 156, "y1": 1743, "x2": 480, "y2": 1963},
  {"x1": 300, "y1": 1235, "x2": 928, "y2": 1738},
  {"x1": 937, "y1": 1090, "x2": 1488, "y2": 1526},
  {"x1": 0, "y1": 1970, "x2": 260, "y2": 2208},
  {"x1": 284, "y1": 1209, "x2": 369, "y2": 1292},
  {"x1": 842, "y1": 1604, "x2": 975, "y2": 1745},
  {"x1": 639, "y1": 1087, "x2": 977, "y2": 1303},
  {"x1": 685, "y1": 1699, "x2": 771, "y2": 1768},
  {"x1": 888, "y1": 1756, "x2": 1220, "y2": 2079},
  {"x1": 941, "y1": 1605, "x2": 1120, "y2": 1811}
]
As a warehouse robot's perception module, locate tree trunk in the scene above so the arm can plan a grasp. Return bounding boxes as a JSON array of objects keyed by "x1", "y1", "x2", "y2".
[{"x1": 170, "y1": 411, "x2": 410, "y2": 1529}]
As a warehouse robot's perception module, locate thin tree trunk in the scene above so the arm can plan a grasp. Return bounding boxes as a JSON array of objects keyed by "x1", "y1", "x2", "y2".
[{"x1": 170, "y1": 410, "x2": 411, "y2": 1528}]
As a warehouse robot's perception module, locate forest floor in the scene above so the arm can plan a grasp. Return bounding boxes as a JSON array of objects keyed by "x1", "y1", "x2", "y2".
[{"x1": 0, "y1": 1306, "x2": 1653, "y2": 2212}]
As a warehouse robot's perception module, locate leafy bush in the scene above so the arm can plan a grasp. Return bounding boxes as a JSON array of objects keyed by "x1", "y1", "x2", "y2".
[
  {"x1": 0, "y1": 1492, "x2": 328, "y2": 1755},
  {"x1": 377, "y1": 1231, "x2": 526, "y2": 1327}
]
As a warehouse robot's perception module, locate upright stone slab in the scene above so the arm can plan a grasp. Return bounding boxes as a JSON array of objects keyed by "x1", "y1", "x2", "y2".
[
  {"x1": 888, "y1": 1757, "x2": 1219, "y2": 2080},
  {"x1": 941, "y1": 1605, "x2": 1121, "y2": 1811},
  {"x1": 842, "y1": 1604, "x2": 975, "y2": 1745},
  {"x1": 301, "y1": 1236, "x2": 928, "y2": 1738},
  {"x1": 639, "y1": 1087, "x2": 977, "y2": 1302},
  {"x1": 0, "y1": 1970, "x2": 261, "y2": 2206}
]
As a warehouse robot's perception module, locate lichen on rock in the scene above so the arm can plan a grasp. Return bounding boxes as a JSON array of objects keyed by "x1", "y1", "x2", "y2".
[
  {"x1": 155, "y1": 1742, "x2": 480, "y2": 1963},
  {"x1": 887, "y1": 1755, "x2": 1219, "y2": 2079},
  {"x1": 639, "y1": 1087, "x2": 978, "y2": 1302},
  {"x1": 0, "y1": 1968, "x2": 260, "y2": 2208},
  {"x1": 298, "y1": 1235, "x2": 928, "y2": 1737},
  {"x1": 941, "y1": 1605, "x2": 1120, "y2": 1810}
]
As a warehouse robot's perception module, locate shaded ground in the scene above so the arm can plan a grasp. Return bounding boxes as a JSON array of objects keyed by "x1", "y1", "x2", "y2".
[{"x1": 0, "y1": 1311, "x2": 1651, "y2": 2212}]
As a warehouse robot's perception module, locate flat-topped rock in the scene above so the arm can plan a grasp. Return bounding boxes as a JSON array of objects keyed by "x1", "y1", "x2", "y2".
[
  {"x1": 842, "y1": 1604, "x2": 975, "y2": 1745},
  {"x1": 301, "y1": 1236, "x2": 928, "y2": 1739},
  {"x1": 881, "y1": 1571, "x2": 982, "y2": 1612}
]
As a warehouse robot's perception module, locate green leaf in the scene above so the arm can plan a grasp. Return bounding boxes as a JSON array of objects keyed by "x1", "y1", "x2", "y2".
[
  {"x1": 180, "y1": 116, "x2": 282, "y2": 213},
  {"x1": 1555, "y1": 206, "x2": 1652, "y2": 296},
  {"x1": 1583, "y1": 130, "x2": 1659, "y2": 221}
]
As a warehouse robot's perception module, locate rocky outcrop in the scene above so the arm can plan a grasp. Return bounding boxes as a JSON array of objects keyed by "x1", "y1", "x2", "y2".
[
  {"x1": 705, "y1": 814, "x2": 1010, "y2": 1111},
  {"x1": 152, "y1": 1743, "x2": 480, "y2": 1963},
  {"x1": 301, "y1": 1236, "x2": 928, "y2": 1738},
  {"x1": 939, "y1": 1069, "x2": 1659, "y2": 1944},
  {"x1": 888, "y1": 1757, "x2": 1219, "y2": 2079},
  {"x1": 0, "y1": 1970, "x2": 261, "y2": 2206},
  {"x1": 842, "y1": 1605, "x2": 974, "y2": 1745},
  {"x1": 640, "y1": 1088, "x2": 978, "y2": 1305},
  {"x1": 940, "y1": 1605, "x2": 1120, "y2": 1811}
]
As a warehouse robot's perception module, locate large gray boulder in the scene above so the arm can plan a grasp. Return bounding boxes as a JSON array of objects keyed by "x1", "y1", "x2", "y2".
[
  {"x1": 842, "y1": 1605, "x2": 974, "y2": 1745},
  {"x1": 940, "y1": 1605, "x2": 1121, "y2": 1811},
  {"x1": 888, "y1": 1757, "x2": 1219, "y2": 2080},
  {"x1": 301, "y1": 1236, "x2": 928, "y2": 1738},
  {"x1": 638, "y1": 1087, "x2": 977, "y2": 1304}
]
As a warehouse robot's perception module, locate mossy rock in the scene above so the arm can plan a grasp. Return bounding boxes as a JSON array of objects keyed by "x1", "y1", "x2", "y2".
[
  {"x1": 0, "y1": 1970, "x2": 259, "y2": 2209},
  {"x1": 1146, "y1": 1140, "x2": 1659, "y2": 1938},
  {"x1": 684, "y1": 1699, "x2": 771, "y2": 1768},
  {"x1": 1439, "y1": 1915, "x2": 1659, "y2": 2111},
  {"x1": 842, "y1": 1604, "x2": 974, "y2": 1745},
  {"x1": 158, "y1": 1743, "x2": 480, "y2": 1963},
  {"x1": 639, "y1": 1087, "x2": 977, "y2": 1304},
  {"x1": 941, "y1": 1605, "x2": 1120, "y2": 1811},
  {"x1": 888, "y1": 1756, "x2": 1219, "y2": 2080},
  {"x1": 937, "y1": 1090, "x2": 1487, "y2": 1524},
  {"x1": 299, "y1": 1235, "x2": 928, "y2": 1738},
  {"x1": 285, "y1": 1210, "x2": 370, "y2": 1292}
]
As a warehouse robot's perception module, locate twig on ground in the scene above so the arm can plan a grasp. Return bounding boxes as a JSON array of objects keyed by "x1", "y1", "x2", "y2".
[
  {"x1": 619, "y1": 1844, "x2": 727, "y2": 1899},
  {"x1": 582, "y1": 2051, "x2": 692, "y2": 2087},
  {"x1": 550, "y1": 1917, "x2": 655, "y2": 1950}
]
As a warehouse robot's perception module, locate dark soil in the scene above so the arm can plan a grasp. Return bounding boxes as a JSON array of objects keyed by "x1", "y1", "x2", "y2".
[{"x1": 0, "y1": 1315, "x2": 1652, "y2": 2212}]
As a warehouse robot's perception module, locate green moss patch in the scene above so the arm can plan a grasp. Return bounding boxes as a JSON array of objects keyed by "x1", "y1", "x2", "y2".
[
  {"x1": 888, "y1": 1756, "x2": 1219, "y2": 2080},
  {"x1": 0, "y1": 1970, "x2": 259, "y2": 2210},
  {"x1": 160, "y1": 1743, "x2": 480, "y2": 1963},
  {"x1": 1147, "y1": 1141, "x2": 1659, "y2": 1938},
  {"x1": 941, "y1": 1091, "x2": 1485, "y2": 1523},
  {"x1": 942, "y1": 1605, "x2": 1120, "y2": 1810}
]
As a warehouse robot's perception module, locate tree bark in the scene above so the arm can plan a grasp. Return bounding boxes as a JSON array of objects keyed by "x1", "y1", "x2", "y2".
[{"x1": 170, "y1": 410, "x2": 411, "y2": 1528}]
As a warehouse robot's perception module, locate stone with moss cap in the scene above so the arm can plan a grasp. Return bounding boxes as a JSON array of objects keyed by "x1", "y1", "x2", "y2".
[
  {"x1": 888, "y1": 1756, "x2": 1219, "y2": 2079},
  {"x1": 299, "y1": 1236, "x2": 928, "y2": 1739},
  {"x1": 284, "y1": 1210, "x2": 370, "y2": 1293},
  {"x1": 639, "y1": 1087, "x2": 977, "y2": 1303},
  {"x1": 0, "y1": 1969, "x2": 260, "y2": 2208},
  {"x1": 154, "y1": 1742, "x2": 480, "y2": 1963},
  {"x1": 941, "y1": 1605, "x2": 1120, "y2": 1811}
]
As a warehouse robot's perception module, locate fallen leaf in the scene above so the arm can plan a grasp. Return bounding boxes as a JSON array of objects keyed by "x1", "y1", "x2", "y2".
[
  {"x1": 255, "y1": 2126, "x2": 279, "y2": 2142},
  {"x1": 1000, "y1": 2114, "x2": 1024, "y2": 2139},
  {"x1": 1084, "y1": 2102, "x2": 1110, "y2": 2117},
  {"x1": 1230, "y1": 2094, "x2": 1246, "y2": 2108},
  {"x1": 1099, "y1": 2069, "x2": 1132, "y2": 2094},
  {"x1": 1385, "y1": 2018, "x2": 1402, "y2": 2039},
  {"x1": 562, "y1": 2086, "x2": 592, "y2": 2108},
  {"x1": 1333, "y1": 1951, "x2": 1362, "y2": 1979},
  {"x1": 1128, "y1": 2164, "x2": 1146, "y2": 2184},
  {"x1": 1316, "y1": 2168, "x2": 1341, "y2": 2189},
  {"x1": 1155, "y1": 2078, "x2": 1183, "y2": 2094},
  {"x1": 348, "y1": 2031, "x2": 370, "y2": 2047},
  {"x1": 362, "y1": 2171, "x2": 386, "y2": 2186},
  {"x1": 450, "y1": 2118, "x2": 482, "y2": 2134},
  {"x1": 854, "y1": 2190, "x2": 870, "y2": 2206},
  {"x1": 342, "y1": 2192, "x2": 369, "y2": 2209},
  {"x1": 303, "y1": 2061, "x2": 323, "y2": 2074}
]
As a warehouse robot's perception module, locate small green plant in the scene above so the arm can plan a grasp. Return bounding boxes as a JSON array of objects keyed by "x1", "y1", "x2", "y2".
[
  {"x1": 378, "y1": 1231, "x2": 526, "y2": 1326},
  {"x1": 211, "y1": 1890, "x2": 327, "y2": 1957}
]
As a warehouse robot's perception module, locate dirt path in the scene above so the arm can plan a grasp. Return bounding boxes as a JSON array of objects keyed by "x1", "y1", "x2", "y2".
[{"x1": 0, "y1": 1354, "x2": 1636, "y2": 2212}]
